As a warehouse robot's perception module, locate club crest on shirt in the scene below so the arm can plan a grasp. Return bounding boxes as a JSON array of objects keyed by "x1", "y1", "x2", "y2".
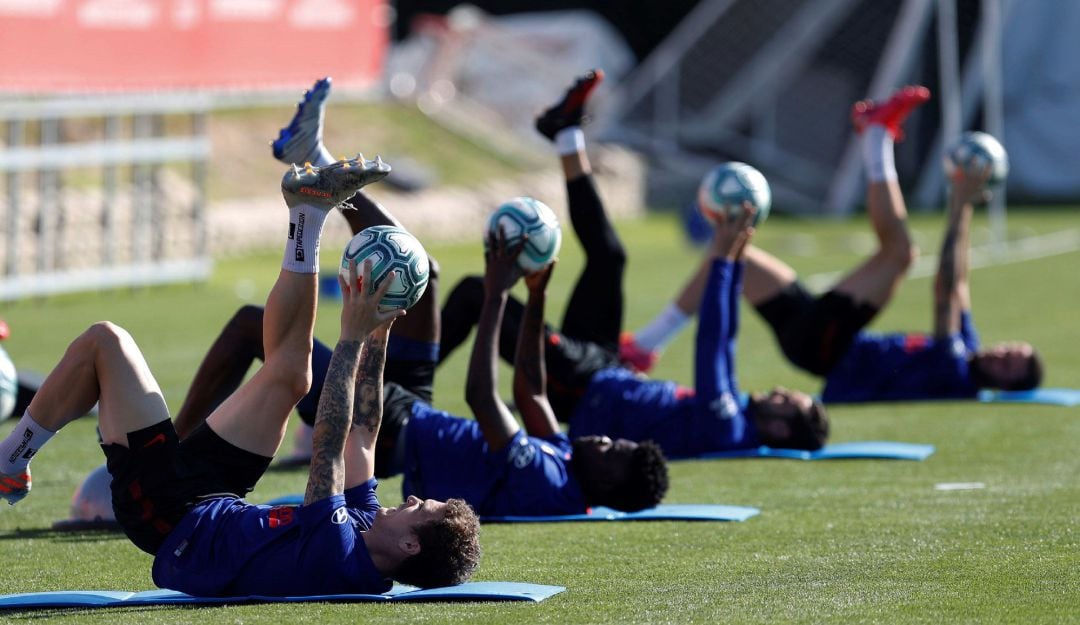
[
  {"x1": 903, "y1": 334, "x2": 929, "y2": 353},
  {"x1": 508, "y1": 439, "x2": 536, "y2": 469},
  {"x1": 331, "y1": 507, "x2": 350, "y2": 525},
  {"x1": 708, "y1": 392, "x2": 739, "y2": 419}
]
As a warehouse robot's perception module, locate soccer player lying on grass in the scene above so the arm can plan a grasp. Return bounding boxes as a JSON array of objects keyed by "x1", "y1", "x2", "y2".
[
  {"x1": 0, "y1": 158, "x2": 481, "y2": 594},
  {"x1": 437, "y1": 70, "x2": 829, "y2": 456},
  {"x1": 166, "y1": 76, "x2": 669, "y2": 516},
  {"x1": 624, "y1": 86, "x2": 1043, "y2": 402}
]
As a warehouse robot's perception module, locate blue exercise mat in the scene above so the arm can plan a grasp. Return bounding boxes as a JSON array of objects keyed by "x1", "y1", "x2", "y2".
[
  {"x1": 977, "y1": 387, "x2": 1080, "y2": 407},
  {"x1": 686, "y1": 441, "x2": 935, "y2": 461},
  {"x1": 0, "y1": 582, "x2": 565, "y2": 609},
  {"x1": 481, "y1": 504, "x2": 759, "y2": 523},
  {"x1": 261, "y1": 496, "x2": 759, "y2": 523}
]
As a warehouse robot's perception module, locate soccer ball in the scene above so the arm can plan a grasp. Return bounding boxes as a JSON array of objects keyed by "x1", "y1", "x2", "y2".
[
  {"x1": 485, "y1": 197, "x2": 562, "y2": 273},
  {"x1": 68, "y1": 464, "x2": 116, "y2": 524},
  {"x1": 340, "y1": 225, "x2": 430, "y2": 311},
  {"x1": 0, "y1": 346, "x2": 16, "y2": 423},
  {"x1": 943, "y1": 131, "x2": 1009, "y2": 186},
  {"x1": 697, "y1": 162, "x2": 772, "y2": 226}
]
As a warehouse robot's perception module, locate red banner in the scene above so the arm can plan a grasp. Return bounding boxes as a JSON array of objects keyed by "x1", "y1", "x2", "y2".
[{"x1": 0, "y1": 0, "x2": 388, "y2": 93}]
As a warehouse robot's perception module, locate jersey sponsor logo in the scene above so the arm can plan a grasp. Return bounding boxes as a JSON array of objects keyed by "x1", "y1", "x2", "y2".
[
  {"x1": 508, "y1": 439, "x2": 536, "y2": 469},
  {"x1": 331, "y1": 507, "x2": 350, "y2": 525}
]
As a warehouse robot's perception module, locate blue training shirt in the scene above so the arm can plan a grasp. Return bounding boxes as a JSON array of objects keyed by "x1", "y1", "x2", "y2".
[
  {"x1": 821, "y1": 311, "x2": 981, "y2": 402},
  {"x1": 401, "y1": 403, "x2": 586, "y2": 517},
  {"x1": 153, "y1": 479, "x2": 392, "y2": 597},
  {"x1": 568, "y1": 259, "x2": 759, "y2": 458}
]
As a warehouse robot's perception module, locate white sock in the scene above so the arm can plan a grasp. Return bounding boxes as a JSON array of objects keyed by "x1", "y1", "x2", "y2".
[
  {"x1": 282, "y1": 204, "x2": 329, "y2": 273},
  {"x1": 555, "y1": 127, "x2": 585, "y2": 156},
  {"x1": 634, "y1": 303, "x2": 692, "y2": 352},
  {"x1": 861, "y1": 125, "x2": 896, "y2": 183},
  {"x1": 0, "y1": 411, "x2": 55, "y2": 473}
]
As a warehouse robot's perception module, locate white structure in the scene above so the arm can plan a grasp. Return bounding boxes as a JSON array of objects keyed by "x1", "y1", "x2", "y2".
[
  {"x1": 0, "y1": 95, "x2": 211, "y2": 300},
  {"x1": 603, "y1": 0, "x2": 1078, "y2": 228}
]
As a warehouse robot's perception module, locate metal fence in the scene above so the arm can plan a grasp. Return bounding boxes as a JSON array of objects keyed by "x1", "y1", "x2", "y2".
[{"x1": 0, "y1": 94, "x2": 211, "y2": 300}]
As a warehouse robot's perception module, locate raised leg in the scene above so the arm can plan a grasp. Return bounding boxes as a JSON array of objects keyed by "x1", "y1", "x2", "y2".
[{"x1": 831, "y1": 86, "x2": 929, "y2": 309}]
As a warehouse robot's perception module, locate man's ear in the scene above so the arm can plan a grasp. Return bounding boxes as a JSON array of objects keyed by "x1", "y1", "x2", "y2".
[{"x1": 398, "y1": 533, "x2": 421, "y2": 557}]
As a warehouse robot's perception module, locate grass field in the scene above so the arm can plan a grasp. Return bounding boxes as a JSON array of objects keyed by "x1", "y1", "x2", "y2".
[{"x1": 1, "y1": 207, "x2": 1078, "y2": 624}]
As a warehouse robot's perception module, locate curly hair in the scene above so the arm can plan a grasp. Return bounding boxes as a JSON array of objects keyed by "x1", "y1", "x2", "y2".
[
  {"x1": 601, "y1": 440, "x2": 669, "y2": 512},
  {"x1": 392, "y1": 499, "x2": 481, "y2": 588}
]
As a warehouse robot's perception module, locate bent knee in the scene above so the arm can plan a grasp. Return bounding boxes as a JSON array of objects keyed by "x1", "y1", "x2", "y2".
[
  {"x1": 81, "y1": 321, "x2": 133, "y2": 352},
  {"x1": 265, "y1": 356, "x2": 314, "y2": 403},
  {"x1": 882, "y1": 239, "x2": 919, "y2": 272}
]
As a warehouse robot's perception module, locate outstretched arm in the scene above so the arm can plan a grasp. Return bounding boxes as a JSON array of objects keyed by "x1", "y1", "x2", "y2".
[
  {"x1": 695, "y1": 205, "x2": 756, "y2": 401},
  {"x1": 464, "y1": 231, "x2": 524, "y2": 452},
  {"x1": 305, "y1": 260, "x2": 403, "y2": 505},
  {"x1": 933, "y1": 168, "x2": 988, "y2": 337},
  {"x1": 513, "y1": 264, "x2": 560, "y2": 439},
  {"x1": 343, "y1": 323, "x2": 391, "y2": 489}
]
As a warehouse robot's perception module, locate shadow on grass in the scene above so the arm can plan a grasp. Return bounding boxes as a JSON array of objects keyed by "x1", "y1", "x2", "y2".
[{"x1": 0, "y1": 524, "x2": 124, "y2": 542}]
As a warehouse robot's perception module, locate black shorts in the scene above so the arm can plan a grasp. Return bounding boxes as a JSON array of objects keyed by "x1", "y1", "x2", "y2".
[
  {"x1": 754, "y1": 282, "x2": 879, "y2": 376},
  {"x1": 544, "y1": 331, "x2": 623, "y2": 421},
  {"x1": 102, "y1": 420, "x2": 271, "y2": 555}
]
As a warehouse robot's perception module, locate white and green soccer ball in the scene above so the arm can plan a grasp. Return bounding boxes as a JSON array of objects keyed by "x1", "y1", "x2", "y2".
[
  {"x1": 485, "y1": 197, "x2": 562, "y2": 273},
  {"x1": 0, "y1": 345, "x2": 16, "y2": 423},
  {"x1": 943, "y1": 131, "x2": 1009, "y2": 185},
  {"x1": 697, "y1": 162, "x2": 772, "y2": 226},
  {"x1": 340, "y1": 225, "x2": 430, "y2": 311}
]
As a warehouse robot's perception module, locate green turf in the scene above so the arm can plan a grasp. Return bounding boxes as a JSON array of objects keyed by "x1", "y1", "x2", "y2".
[{"x1": 1, "y1": 208, "x2": 1078, "y2": 623}]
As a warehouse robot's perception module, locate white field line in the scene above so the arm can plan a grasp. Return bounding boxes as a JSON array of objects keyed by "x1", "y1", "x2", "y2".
[{"x1": 804, "y1": 228, "x2": 1080, "y2": 291}]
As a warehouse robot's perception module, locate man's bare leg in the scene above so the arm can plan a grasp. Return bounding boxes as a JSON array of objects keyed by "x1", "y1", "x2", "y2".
[
  {"x1": 205, "y1": 157, "x2": 389, "y2": 457},
  {"x1": 830, "y1": 86, "x2": 929, "y2": 308}
]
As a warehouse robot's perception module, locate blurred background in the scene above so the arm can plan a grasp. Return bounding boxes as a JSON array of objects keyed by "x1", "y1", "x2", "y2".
[{"x1": 1, "y1": 0, "x2": 1078, "y2": 301}]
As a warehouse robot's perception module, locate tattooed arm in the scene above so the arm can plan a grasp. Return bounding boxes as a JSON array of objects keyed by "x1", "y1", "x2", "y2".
[
  {"x1": 304, "y1": 338, "x2": 362, "y2": 505},
  {"x1": 343, "y1": 324, "x2": 390, "y2": 488},
  {"x1": 304, "y1": 259, "x2": 403, "y2": 505}
]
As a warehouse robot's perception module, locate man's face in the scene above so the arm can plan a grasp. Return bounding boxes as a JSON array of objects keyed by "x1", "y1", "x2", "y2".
[
  {"x1": 572, "y1": 435, "x2": 639, "y2": 484},
  {"x1": 976, "y1": 342, "x2": 1034, "y2": 387},
  {"x1": 375, "y1": 495, "x2": 446, "y2": 535},
  {"x1": 754, "y1": 387, "x2": 813, "y2": 419},
  {"x1": 751, "y1": 387, "x2": 814, "y2": 444}
]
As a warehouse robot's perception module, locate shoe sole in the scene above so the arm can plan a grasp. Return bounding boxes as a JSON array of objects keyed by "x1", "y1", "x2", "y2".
[{"x1": 272, "y1": 77, "x2": 332, "y2": 163}]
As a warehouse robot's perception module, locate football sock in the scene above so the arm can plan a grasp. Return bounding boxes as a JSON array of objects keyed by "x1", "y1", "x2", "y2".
[
  {"x1": 861, "y1": 125, "x2": 897, "y2": 182},
  {"x1": 634, "y1": 303, "x2": 692, "y2": 352},
  {"x1": 282, "y1": 204, "x2": 328, "y2": 274},
  {"x1": 0, "y1": 411, "x2": 55, "y2": 473},
  {"x1": 555, "y1": 127, "x2": 586, "y2": 157}
]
